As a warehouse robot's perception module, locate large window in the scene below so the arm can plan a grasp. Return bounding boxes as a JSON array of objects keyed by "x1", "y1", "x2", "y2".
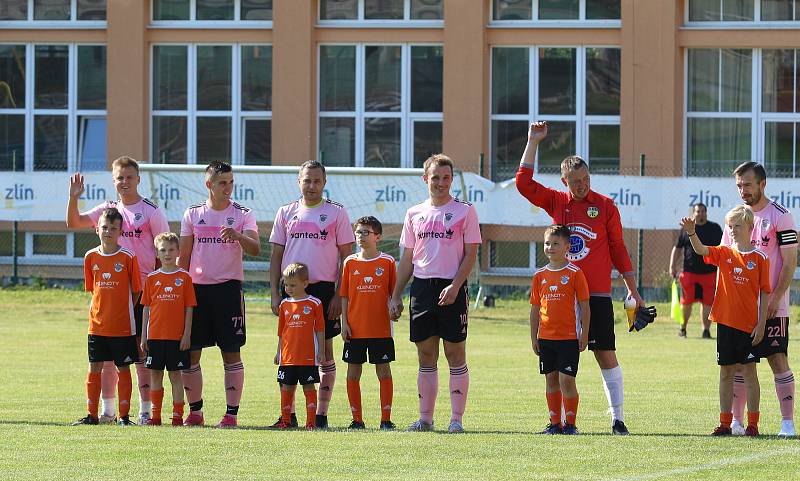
[
  {"x1": 492, "y1": 0, "x2": 620, "y2": 23},
  {"x1": 686, "y1": 48, "x2": 800, "y2": 177},
  {"x1": 0, "y1": 0, "x2": 106, "y2": 24},
  {"x1": 318, "y1": 44, "x2": 443, "y2": 168},
  {"x1": 490, "y1": 46, "x2": 620, "y2": 180},
  {"x1": 151, "y1": 44, "x2": 272, "y2": 165},
  {"x1": 686, "y1": 0, "x2": 799, "y2": 23},
  {"x1": 319, "y1": 0, "x2": 443, "y2": 23},
  {"x1": 0, "y1": 44, "x2": 106, "y2": 172},
  {"x1": 151, "y1": 0, "x2": 272, "y2": 24}
]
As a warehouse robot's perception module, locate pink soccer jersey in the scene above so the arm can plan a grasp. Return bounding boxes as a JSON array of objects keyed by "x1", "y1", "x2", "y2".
[
  {"x1": 180, "y1": 200, "x2": 258, "y2": 285},
  {"x1": 400, "y1": 198, "x2": 482, "y2": 280},
  {"x1": 269, "y1": 199, "x2": 355, "y2": 283},
  {"x1": 84, "y1": 198, "x2": 170, "y2": 286},
  {"x1": 722, "y1": 201, "x2": 798, "y2": 317}
]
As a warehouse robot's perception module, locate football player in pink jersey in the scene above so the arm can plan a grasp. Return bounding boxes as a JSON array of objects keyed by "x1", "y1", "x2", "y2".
[
  {"x1": 726, "y1": 162, "x2": 798, "y2": 437},
  {"x1": 390, "y1": 154, "x2": 481, "y2": 433},
  {"x1": 269, "y1": 160, "x2": 355, "y2": 428},
  {"x1": 178, "y1": 161, "x2": 260, "y2": 428},
  {"x1": 66, "y1": 156, "x2": 170, "y2": 425}
]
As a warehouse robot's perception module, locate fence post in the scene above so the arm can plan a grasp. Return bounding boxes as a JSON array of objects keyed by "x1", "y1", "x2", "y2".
[
  {"x1": 11, "y1": 150, "x2": 19, "y2": 285},
  {"x1": 637, "y1": 154, "x2": 645, "y2": 294}
]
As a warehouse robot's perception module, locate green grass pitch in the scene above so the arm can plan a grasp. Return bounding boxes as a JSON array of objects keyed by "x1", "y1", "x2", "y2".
[{"x1": 0, "y1": 288, "x2": 798, "y2": 480}]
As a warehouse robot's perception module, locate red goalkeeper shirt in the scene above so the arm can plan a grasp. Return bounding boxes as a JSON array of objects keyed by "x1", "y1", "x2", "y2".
[{"x1": 516, "y1": 165, "x2": 634, "y2": 296}]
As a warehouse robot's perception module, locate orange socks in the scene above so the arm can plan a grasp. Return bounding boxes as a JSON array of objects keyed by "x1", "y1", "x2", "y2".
[
  {"x1": 151, "y1": 388, "x2": 165, "y2": 422},
  {"x1": 172, "y1": 402, "x2": 185, "y2": 420},
  {"x1": 117, "y1": 370, "x2": 132, "y2": 418},
  {"x1": 379, "y1": 377, "x2": 393, "y2": 422},
  {"x1": 304, "y1": 390, "x2": 318, "y2": 426},
  {"x1": 720, "y1": 411, "x2": 733, "y2": 428},
  {"x1": 564, "y1": 395, "x2": 579, "y2": 425},
  {"x1": 347, "y1": 379, "x2": 363, "y2": 423},
  {"x1": 747, "y1": 411, "x2": 759, "y2": 429},
  {"x1": 86, "y1": 372, "x2": 102, "y2": 418},
  {"x1": 280, "y1": 390, "x2": 294, "y2": 424},
  {"x1": 546, "y1": 391, "x2": 562, "y2": 425}
]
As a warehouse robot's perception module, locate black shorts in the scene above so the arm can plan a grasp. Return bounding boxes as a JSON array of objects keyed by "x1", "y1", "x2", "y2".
[
  {"x1": 756, "y1": 317, "x2": 789, "y2": 358},
  {"x1": 134, "y1": 299, "x2": 144, "y2": 337},
  {"x1": 191, "y1": 280, "x2": 246, "y2": 352},
  {"x1": 87, "y1": 335, "x2": 139, "y2": 367},
  {"x1": 588, "y1": 296, "x2": 615, "y2": 351},
  {"x1": 343, "y1": 338, "x2": 395, "y2": 364},
  {"x1": 717, "y1": 323, "x2": 760, "y2": 366},
  {"x1": 282, "y1": 280, "x2": 341, "y2": 340},
  {"x1": 409, "y1": 277, "x2": 468, "y2": 343},
  {"x1": 145, "y1": 339, "x2": 190, "y2": 372},
  {"x1": 277, "y1": 365, "x2": 320, "y2": 386},
  {"x1": 538, "y1": 339, "x2": 580, "y2": 377}
]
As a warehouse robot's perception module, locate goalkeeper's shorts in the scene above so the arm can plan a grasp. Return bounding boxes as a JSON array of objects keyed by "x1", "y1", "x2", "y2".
[{"x1": 588, "y1": 296, "x2": 615, "y2": 351}]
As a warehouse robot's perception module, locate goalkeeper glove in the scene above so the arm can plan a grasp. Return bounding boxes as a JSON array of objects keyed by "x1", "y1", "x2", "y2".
[{"x1": 629, "y1": 306, "x2": 657, "y2": 332}]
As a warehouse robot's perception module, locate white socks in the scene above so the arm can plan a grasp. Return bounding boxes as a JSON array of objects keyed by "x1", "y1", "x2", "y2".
[{"x1": 601, "y1": 366, "x2": 624, "y2": 423}]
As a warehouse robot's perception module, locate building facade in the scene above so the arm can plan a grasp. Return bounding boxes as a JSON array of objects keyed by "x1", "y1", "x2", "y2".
[{"x1": 1, "y1": 0, "x2": 799, "y2": 287}]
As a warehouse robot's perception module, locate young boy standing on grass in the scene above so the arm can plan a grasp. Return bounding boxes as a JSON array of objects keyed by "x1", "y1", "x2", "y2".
[
  {"x1": 73, "y1": 208, "x2": 141, "y2": 426},
  {"x1": 340, "y1": 216, "x2": 398, "y2": 430},
  {"x1": 530, "y1": 224, "x2": 590, "y2": 435},
  {"x1": 681, "y1": 205, "x2": 771, "y2": 436},
  {"x1": 273, "y1": 263, "x2": 325, "y2": 430},
  {"x1": 140, "y1": 233, "x2": 196, "y2": 426}
]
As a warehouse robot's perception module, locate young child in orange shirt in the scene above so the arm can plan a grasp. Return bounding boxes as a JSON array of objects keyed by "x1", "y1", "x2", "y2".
[
  {"x1": 273, "y1": 263, "x2": 325, "y2": 430},
  {"x1": 530, "y1": 224, "x2": 590, "y2": 435},
  {"x1": 140, "y1": 233, "x2": 196, "y2": 426},
  {"x1": 681, "y1": 205, "x2": 771, "y2": 436}
]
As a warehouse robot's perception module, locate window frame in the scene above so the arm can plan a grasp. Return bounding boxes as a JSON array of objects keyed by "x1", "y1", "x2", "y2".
[
  {"x1": 683, "y1": 47, "x2": 800, "y2": 177},
  {"x1": 317, "y1": 42, "x2": 443, "y2": 168},
  {"x1": 683, "y1": 0, "x2": 799, "y2": 27},
  {"x1": 489, "y1": 45, "x2": 621, "y2": 179},
  {"x1": 486, "y1": 240, "x2": 537, "y2": 275},
  {"x1": 149, "y1": 0, "x2": 273, "y2": 28},
  {"x1": 490, "y1": 0, "x2": 621, "y2": 28},
  {"x1": 149, "y1": 42, "x2": 272, "y2": 165},
  {"x1": 317, "y1": 0, "x2": 444, "y2": 27},
  {"x1": 0, "y1": 42, "x2": 107, "y2": 172},
  {"x1": 0, "y1": 0, "x2": 106, "y2": 28}
]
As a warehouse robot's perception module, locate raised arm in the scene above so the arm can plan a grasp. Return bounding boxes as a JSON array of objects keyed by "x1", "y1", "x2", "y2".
[
  {"x1": 66, "y1": 173, "x2": 95, "y2": 228},
  {"x1": 679, "y1": 217, "x2": 709, "y2": 257}
]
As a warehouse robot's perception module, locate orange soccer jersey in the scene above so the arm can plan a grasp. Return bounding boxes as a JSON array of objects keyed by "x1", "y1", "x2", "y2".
[
  {"x1": 704, "y1": 245, "x2": 771, "y2": 333},
  {"x1": 530, "y1": 263, "x2": 590, "y2": 340},
  {"x1": 339, "y1": 253, "x2": 397, "y2": 339},
  {"x1": 141, "y1": 269, "x2": 197, "y2": 341},
  {"x1": 83, "y1": 247, "x2": 142, "y2": 337},
  {"x1": 278, "y1": 296, "x2": 325, "y2": 366}
]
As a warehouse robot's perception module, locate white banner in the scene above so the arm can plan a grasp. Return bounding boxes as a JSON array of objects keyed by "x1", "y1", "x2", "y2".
[{"x1": 2, "y1": 169, "x2": 799, "y2": 229}]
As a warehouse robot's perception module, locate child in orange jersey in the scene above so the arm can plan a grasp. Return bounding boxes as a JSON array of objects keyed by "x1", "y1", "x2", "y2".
[
  {"x1": 140, "y1": 233, "x2": 196, "y2": 426},
  {"x1": 273, "y1": 263, "x2": 325, "y2": 430},
  {"x1": 340, "y1": 216, "x2": 398, "y2": 430},
  {"x1": 73, "y1": 208, "x2": 142, "y2": 426},
  {"x1": 530, "y1": 224, "x2": 590, "y2": 435},
  {"x1": 681, "y1": 205, "x2": 770, "y2": 436}
]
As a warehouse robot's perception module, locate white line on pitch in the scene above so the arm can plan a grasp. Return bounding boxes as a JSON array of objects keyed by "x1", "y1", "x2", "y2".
[{"x1": 601, "y1": 446, "x2": 800, "y2": 481}]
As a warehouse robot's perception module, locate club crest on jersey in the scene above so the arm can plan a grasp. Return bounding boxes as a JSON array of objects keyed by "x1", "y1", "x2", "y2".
[
  {"x1": 761, "y1": 218, "x2": 770, "y2": 230},
  {"x1": 175, "y1": 278, "x2": 183, "y2": 286},
  {"x1": 134, "y1": 212, "x2": 143, "y2": 221},
  {"x1": 746, "y1": 260, "x2": 756, "y2": 270},
  {"x1": 303, "y1": 306, "x2": 311, "y2": 315},
  {"x1": 375, "y1": 267, "x2": 384, "y2": 276},
  {"x1": 561, "y1": 275, "x2": 569, "y2": 285},
  {"x1": 445, "y1": 212, "x2": 453, "y2": 221},
  {"x1": 319, "y1": 213, "x2": 328, "y2": 223},
  {"x1": 92, "y1": 264, "x2": 99, "y2": 271},
  {"x1": 226, "y1": 217, "x2": 234, "y2": 226},
  {"x1": 587, "y1": 207, "x2": 599, "y2": 218},
  {"x1": 114, "y1": 263, "x2": 123, "y2": 272}
]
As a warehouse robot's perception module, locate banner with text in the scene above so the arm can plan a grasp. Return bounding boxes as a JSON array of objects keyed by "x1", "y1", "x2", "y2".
[{"x1": 2, "y1": 170, "x2": 799, "y2": 229}]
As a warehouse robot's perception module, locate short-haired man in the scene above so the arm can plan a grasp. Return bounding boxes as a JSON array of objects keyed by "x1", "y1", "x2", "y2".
[
  {"x1": 269, "y1": 160, "x2": 355, "y2": 428},
  {"x1": 516, "y1": 122, "x2": 646, "y2": 435},
  {"x1": 178, "y1": 161, "x2": 260, "y2": 428},
  {"x1": 67, "y1": 156, "x2": 170, "y2": 425},
  {"x1": 726, "y1": 161, "x2": 797, "y2": 437},
  {"x1": 670, "y1": 203, "x2": 723, "y2": 338},
  {"x1": 390, "y1": 154, "x2": 481, "y2": 434}
]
